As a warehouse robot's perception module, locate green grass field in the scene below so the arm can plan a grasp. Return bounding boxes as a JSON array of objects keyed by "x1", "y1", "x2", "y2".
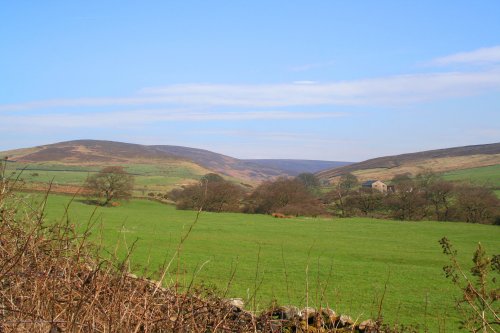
[
  {"x1": 5, "y1": 161, "x2": 207, "y2": 193},
  {"x1": 22, "y1": 193, "x2": 499, "y2": 331},
  {"x1": 442, "y1": 164, "x2": 500, "y2": 187}
]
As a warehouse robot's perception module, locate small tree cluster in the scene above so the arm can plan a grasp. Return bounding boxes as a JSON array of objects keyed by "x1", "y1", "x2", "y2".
[
  {"x1": 170, "y1": 173, "x2": 325, "y2": 217},
  {"x1": 324, "y1": 172, "x2": 500, "y2": 223},
  {"x1": 295, "y1": 172, "x2": 321, "y2": 194},
  {"x1": 345, "y1": 188, "x2": 384, "y2": 216},
  {"x1": 456, "y1": 185, "x2": 500, "y2": 224},
  {"x1": 244, "y1": 177, "x2": 325, "y2": 217},
  {"x1": 170, "y1": 173, "x2": 244, "y2": 212}
]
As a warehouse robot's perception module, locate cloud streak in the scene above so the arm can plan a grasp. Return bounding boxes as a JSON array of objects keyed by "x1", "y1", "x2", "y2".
[
  {"x1": 2, "y1": 47, "x2": 500, "y2": 113},
  {"x1": 141, "y1": 70, "x2": 500, "y2": 106},
  {"x1": 430, "y1": 45, "x2": 500, "y2": 66},
  {"x1": 0, "y1": 109, "x2": 345, "y2": 128},
  {"x1": 1, "y1": 69, "x2": 499, "y2": 112}
]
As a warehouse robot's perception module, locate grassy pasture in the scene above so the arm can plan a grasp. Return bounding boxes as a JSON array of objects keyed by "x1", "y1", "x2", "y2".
[
  {"x1": 4, "y1": 162, "x2": 96, "y2": 184},
  {"x1": 23, "y1": 193, "x2": 500, "y2": 331},
  {"x1": 441, "y1": 164, "x2": 500, "y2": 187},
  {"x1": 5, "y1": 161, "x2": 208, "y2": 193}
]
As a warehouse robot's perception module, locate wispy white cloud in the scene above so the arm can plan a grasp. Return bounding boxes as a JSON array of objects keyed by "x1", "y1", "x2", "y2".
[
  {"x1": 0, "y1": 109, "x2": 345, "y2": 128},
  {"x1": 430, "y1": 45, "x2": 500, "y2": 66},
  {"x1": 1, "y1": 66, "x2": 500, "y2": 113},
  {"x1": 140, "y1": 69, "x2": 500, "y2": 106},
  {"x1": 0, "y1": 97, "x2": 175, "y2": 112}
]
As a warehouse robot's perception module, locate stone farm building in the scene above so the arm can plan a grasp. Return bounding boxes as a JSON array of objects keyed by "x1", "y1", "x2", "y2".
[{"x1": 361, "y1": 180, "x2": 388, "y2": 193}]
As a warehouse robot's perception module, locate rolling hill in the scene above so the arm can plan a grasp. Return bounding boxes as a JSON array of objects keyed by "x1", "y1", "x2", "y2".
[
  {"x1": 1, "y1": 140, "x2": 346, "y2": 185},
  {"x1": 5, "y1": 140, "x2": 499, "y2": 190},
  {"x1": 150, "y1": 144, "x2": 286, "y2": 180},
  {"x1": 316, "y1": 142, "x2": 500, "y2": 183}
]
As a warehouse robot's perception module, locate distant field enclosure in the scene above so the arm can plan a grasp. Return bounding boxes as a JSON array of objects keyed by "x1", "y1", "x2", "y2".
[
  {"x1": 441, "y1": 164, "x2": 500, "y2": 187},
  {"x1": 5, "y1": 162, "x2": 207, "y2": 192},
  {"x1": 28, "y1": 193, "x2": 500, "y2": 332}
]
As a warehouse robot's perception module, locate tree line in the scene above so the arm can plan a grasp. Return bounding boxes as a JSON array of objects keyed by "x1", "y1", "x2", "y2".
[
  {"x1": 326, "y1": 172, "x2": 499, "y2": 224},
  {"x1": 168, "y1": 173, "x2": 324, "y2": 216},
  {"x1": 82, "y1": 166, "x2": 499, "y2": 224},
  {"x1": 167, "y1": 171, "x2": 500, "y2": 224}
]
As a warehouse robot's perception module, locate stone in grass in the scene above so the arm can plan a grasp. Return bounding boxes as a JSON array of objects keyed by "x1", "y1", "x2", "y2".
[
  {"x1": 270, "y1": 305, "x2": 302, "y2": 320},
  {"x1": 320, "y1": 308, "x2": 339, "y2": 328},
  {"x1": 226, "y1": 298, "x2": 244, "y2": 311},
  {"x1": 302, "y1": 307, "x2": 333, "y2": 329},
  {"x1": 301, "y1": 307, "x2": 317, "y2": 321},
  {"x1": 358, "y1": 319, "x2": 377, "y2": 332},
  {"x1": 338, "y1": 314, "x2": 354, "y2": 327}
]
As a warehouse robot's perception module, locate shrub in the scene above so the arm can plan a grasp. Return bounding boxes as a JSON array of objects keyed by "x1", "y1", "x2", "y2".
[
  {"x1": 244, "y1": 177, "x2": 325, "y2": 216},
  {"x1": 455, "y1": 184, "x2": 500, "y2": 224},
  {"x1": 171, "y1": 174, "x2": 244, "y2": 212},
  {"x1": 439, "y1": 237, "x2": 499, "y2": 332}
]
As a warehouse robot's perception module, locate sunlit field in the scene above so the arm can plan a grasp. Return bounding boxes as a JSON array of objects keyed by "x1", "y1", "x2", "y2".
[{"x1": 25, "y1": 193, "x2": 500, "y2": 331}]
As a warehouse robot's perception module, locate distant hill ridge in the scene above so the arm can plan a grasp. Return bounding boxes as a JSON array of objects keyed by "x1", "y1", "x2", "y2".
[
  {"x1": 244, "y1": 159, "x2": 351, "y2": 175},
  {"x1": 5, "y1": 140, "x2": 498, "y2": 183},
  {"x1": 316, "y1": 142, "x2": 500, "y2": 182},
  {"x1": 1, "y1": 139, "x2": 348, "y2": 181}
]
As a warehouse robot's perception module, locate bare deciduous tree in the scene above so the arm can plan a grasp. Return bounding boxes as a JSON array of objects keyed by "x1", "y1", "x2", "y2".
[
  {"x1": 385, "y1": 177, "x2": 426, "y2": 220},
  {"x1": 426, "y1": 180, "x2": 455, "y2": 221},
  {"x1": 346, "y1": 188, "x2": 384, "y2": 216},
  {"x1": 85, "y1": 166, "x2": 134, "y2": 206},
  {"x1": 171, "y1": 173, "x2": 244, "y2": 212},
  {"x1": 244, "y1": 177, "x2": 324, "y2": 216},
  {"x1": 456, "y1": 184, "x2": 500, "y2": 224},
  {"x1": 295, "y1": 173, "x2": 320, "y2": 193},
  {"x1": 324, "y1": 173, "x2": 358, "y2": 217}
]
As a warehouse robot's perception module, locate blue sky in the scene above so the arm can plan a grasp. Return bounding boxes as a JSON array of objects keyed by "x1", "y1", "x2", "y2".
[{"x1": 1, "y1": 1, "x2": 499, "y2": 161}]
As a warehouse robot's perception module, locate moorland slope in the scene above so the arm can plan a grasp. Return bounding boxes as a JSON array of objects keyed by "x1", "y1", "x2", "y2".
[
  {"x1": 317, "y1": 142, "x2": 500, "y2": 182},
  {"x1": 2, "y1": 139, "x2": 346, "y2": 182}
]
